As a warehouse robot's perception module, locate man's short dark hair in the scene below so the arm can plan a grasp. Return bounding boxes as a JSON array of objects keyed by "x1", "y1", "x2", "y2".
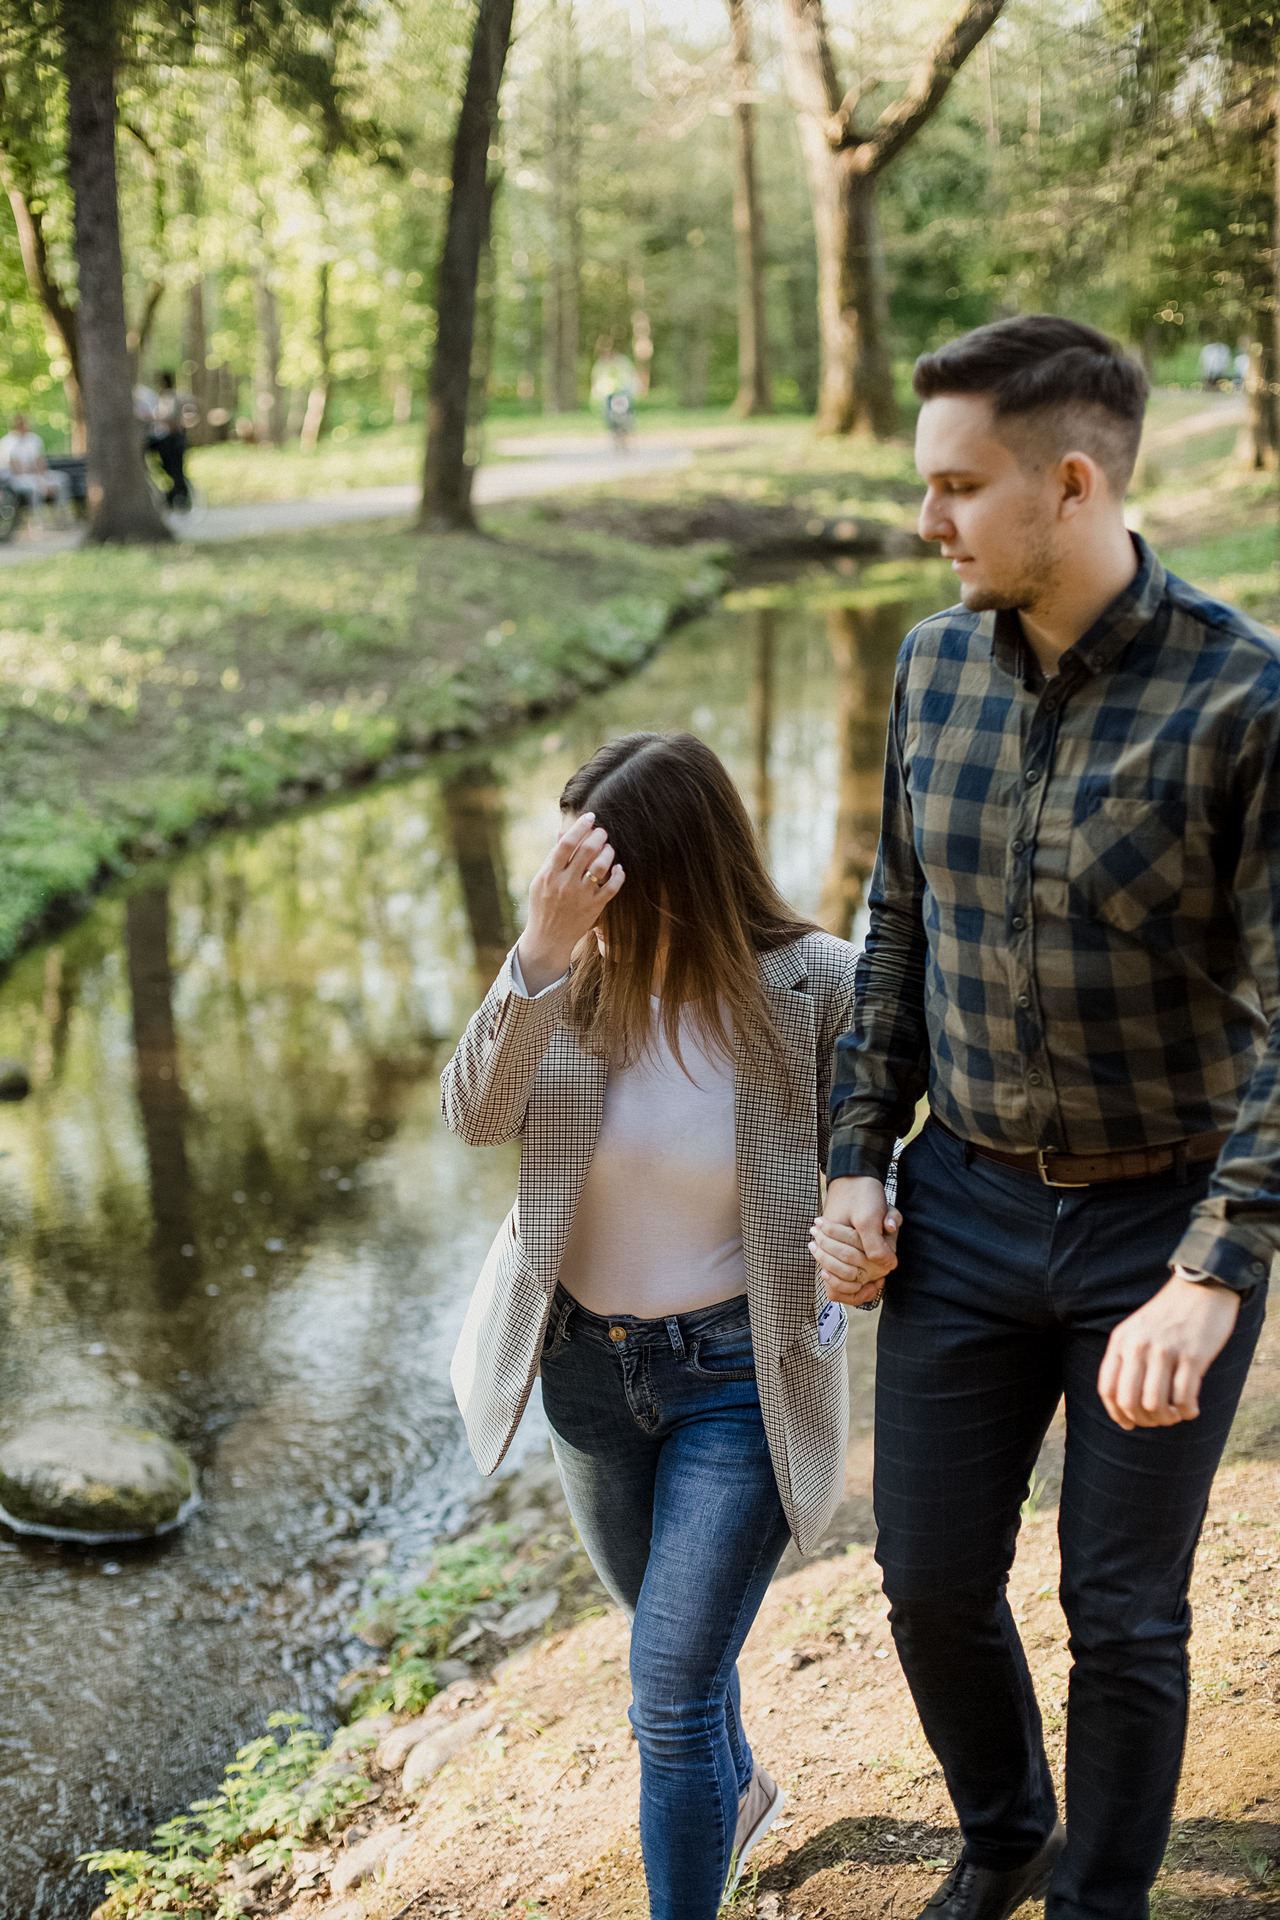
[{"x1": 913, "y1": 316, "x2": 1149, "y2": 495}]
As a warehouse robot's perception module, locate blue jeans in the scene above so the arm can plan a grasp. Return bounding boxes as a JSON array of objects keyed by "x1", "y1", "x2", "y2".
[
  {"x1": 876, "y1": 1120, "x2": 1266, "y2": 1920},
  {"x1": 539, "y1": 1285, "x2": 792, "y2": 1920}
]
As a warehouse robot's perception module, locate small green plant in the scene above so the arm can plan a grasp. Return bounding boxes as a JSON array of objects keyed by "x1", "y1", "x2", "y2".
[
  {"x1": 718, "y1": 1863, "x2": 760, "y2": 1912},
  {"x1": 1238, "y1": 1843, "x2": 1275, "y2": 1887},
  {"x1": 83, "y1": 1713, "x2": 374, "y2": 1918},
  {"x1": 349, "y1": 1522, "x2": 528, "y2": 1718}
]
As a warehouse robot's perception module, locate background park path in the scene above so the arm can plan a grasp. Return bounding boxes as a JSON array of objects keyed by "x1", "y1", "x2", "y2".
[{"x1": 0, "y1": 427, "x2": 780, "y2": 567}]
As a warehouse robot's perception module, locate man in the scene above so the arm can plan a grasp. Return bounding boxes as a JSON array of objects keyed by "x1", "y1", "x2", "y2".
[
  {"x1": 0, "y1": 412, "x2": 69, "y2": 516},
  {"x1": 811, "y1": 316, "x2": 1277, "y2": 1920}
]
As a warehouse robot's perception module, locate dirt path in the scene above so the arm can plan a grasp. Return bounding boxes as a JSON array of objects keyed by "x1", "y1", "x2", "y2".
[
  {"x1": 270, "y1": 1308, "x2": 1280, "y2": 1920},
  {"x1": 0, "y1": 442, "x2": 698, "y2": 568}
]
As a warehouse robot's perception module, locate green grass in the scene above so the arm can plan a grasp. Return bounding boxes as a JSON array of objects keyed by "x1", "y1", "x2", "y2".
[
  {"x1": 0, "y1": 509, "x2": 725, "y2": 969},
  {"x1": 1161, "y1": 521, "x2": 1280, "y2": 615}
]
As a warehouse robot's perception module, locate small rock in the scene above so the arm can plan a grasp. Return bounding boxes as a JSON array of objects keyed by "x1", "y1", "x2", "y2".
[
  {"x1": 0, "y1": 1421, "x2": 198, "y2": 1541},
  {"x1": 433, "y1": 1657, "x2": 474, "y2": 1685},
  {"x1": 431, "y1": 1676, "x2": 481, "y2": 1712},
  {"x1": 447, "y1": 1619, "x2": 485, "y2": 1654},
  {"x1": 0, "y1": 1058, "x2": 29, "y2": 1100},
  {"x1": 773, "y1": 1645, "x2": 813, "y2": 1671},
  {"x1": 328, "y1": 1823, "x2": 408, "y2": 1896},
  {"x1": 402, "y1": 1706, "x2": 494, "y2": 1792},
  {"x1": 495, "y1": 1587, "x2": 560, "y2": 1640},
  {"x1": 331, "y1": 1711, "x2": 394, "y2": 1755},
  {"x1": 757, "y1": 1897, "x2": 784, "y2": 1920},
  {"x1": 377, "y1": 1711, "x2": 437, "y2": 1773}
]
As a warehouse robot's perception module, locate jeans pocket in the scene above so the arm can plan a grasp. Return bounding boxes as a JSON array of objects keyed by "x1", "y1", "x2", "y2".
[{"x1": 687, "y1": 1326, "x2": 757, "y2": 1381}]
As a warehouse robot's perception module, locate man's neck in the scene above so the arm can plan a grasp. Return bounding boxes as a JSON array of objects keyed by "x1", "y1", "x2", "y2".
[{"x1": 1018, "y1": 523, "x2": 1140, "y2": 678}]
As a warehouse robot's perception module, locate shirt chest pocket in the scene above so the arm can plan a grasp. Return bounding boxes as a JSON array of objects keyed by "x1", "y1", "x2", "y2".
[{"x1": 1067, "y1": 798, "x2": 1187, "y2": 934}]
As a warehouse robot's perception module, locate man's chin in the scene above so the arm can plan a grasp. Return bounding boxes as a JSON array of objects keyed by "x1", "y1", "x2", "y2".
[{"x1": 956, "y1": 577, "x2": 1024, "y2": 613}]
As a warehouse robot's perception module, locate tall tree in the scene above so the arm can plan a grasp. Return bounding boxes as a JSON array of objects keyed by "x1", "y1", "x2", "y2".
[
  {"x1": 62, "y1": 0, "x2": 172, "y2": 541},
  {"x1": 728, "y1": 0, "x2": 772, "y2": 416},
  {"x1": 542, "y1": 0, "x2": 582, "y2": 413},
  {"x1": 418, "y1": 0, "x2": 515, "y2": 532},
  {"x1": 778, "y1": 0, "x2": 1006, "y2": 435}
]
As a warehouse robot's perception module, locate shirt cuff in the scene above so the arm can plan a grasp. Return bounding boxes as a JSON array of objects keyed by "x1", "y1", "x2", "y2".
[
  {"x1": 1170, "y1": 1220, "x2": 1272, "y2": 1295},
  {"x1": 509, "y1": 947, "x2": 571, "y2": 1000},
  {"x1": 827, "y1": 1130, "x2": 898, "y2": 1184}
]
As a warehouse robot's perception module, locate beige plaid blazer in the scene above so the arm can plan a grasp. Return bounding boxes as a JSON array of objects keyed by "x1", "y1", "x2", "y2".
[{"x1": 442, "y1": 932, "x2": 857, "y2": 1555}]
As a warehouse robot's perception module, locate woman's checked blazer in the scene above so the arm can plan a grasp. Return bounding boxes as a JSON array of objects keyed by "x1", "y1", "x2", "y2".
[{"x1": 441, "y1": 930, "x2": 857, "y2": 1556}]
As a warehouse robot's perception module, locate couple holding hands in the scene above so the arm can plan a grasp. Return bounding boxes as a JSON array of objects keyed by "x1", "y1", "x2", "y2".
[{"x1": 442, "y1": 317, "x2": 1279, "y2": 1920}]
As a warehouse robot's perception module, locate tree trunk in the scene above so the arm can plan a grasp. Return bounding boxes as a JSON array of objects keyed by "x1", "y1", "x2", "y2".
[
  {"x1": 62, "y1": 4, "x2": 171, "y2": 544},
  {"x1": 252, "y1": 266, "x2": 286, "y2": 445},
  {"x1": 418, "y1": 0, "x2": 516, "y2": 532},
  {"x1": 182, "y1": 274, "x2": 216, "y2": 446},
  {"x1": 1237, "y1": 336, "x2": 1278, "y2": 471},
  {"x1": 728, "y1": 0, "x2": 772, "y2": 416},
  {"x1": 542, "y1": 0, "x2": 582, "y2": 413},
  {"x1": 127, "y1": 277, "x2": 165, "y2": 374},
  {"x1": 299, "y1": 258, "x2": 331, "y2": 451},
  {"x1": 778, "y1": 0, "x2": 1006, "y2": 437},
  {"x1": 4, "y1": 184, "x2": 86, "y2": 449}
]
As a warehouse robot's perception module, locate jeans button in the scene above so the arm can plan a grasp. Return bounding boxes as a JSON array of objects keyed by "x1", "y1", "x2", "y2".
[{"x1": 609, "y1": 1326, "x2": 626, "y2": 1343}]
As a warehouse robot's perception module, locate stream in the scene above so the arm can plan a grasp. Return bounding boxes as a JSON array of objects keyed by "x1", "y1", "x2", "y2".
[{"x1": 2, "y1": 566, "x2": 1277, "y2": 1917}]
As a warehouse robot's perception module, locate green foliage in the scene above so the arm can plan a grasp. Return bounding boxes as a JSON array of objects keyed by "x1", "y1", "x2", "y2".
[
  {"x1": 82, "y1": 1712, "x2": 374, "y2": 1918},
  {"x1": 0, "y1": 510, "x2": 722, "y2": 967},
  {"x1": 349, "y1": 1522, "x2": 526, "y2": 1717}
]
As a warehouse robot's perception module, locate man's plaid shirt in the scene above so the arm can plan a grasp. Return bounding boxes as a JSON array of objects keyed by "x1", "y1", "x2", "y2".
[{"x1": 828, "y1": 536, "x2": 1280, "y2": 1292}]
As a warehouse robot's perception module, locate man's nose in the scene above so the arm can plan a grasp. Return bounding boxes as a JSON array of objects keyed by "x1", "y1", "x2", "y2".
[{"x1": 917, "y1": 491, "x2": 950, "y2": 543}]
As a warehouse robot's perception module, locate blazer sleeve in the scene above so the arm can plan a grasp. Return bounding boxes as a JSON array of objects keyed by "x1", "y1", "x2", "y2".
[
  {"x1": 815, "y1": 940, "x2": 859, "y2": 1172},
  {"x1": 440, "y1": 947, "x2": 574, "y2": 1147}
]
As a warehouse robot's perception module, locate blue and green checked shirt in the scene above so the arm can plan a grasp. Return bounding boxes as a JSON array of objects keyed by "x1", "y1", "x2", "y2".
[{"x1": 828, "y1": 536, "x2": 1280, "y2": 1291}]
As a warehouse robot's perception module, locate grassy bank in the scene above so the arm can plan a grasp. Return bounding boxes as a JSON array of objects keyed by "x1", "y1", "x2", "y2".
[{"x1": 0, "y1": 509, "x2": 725, "y2": 969}]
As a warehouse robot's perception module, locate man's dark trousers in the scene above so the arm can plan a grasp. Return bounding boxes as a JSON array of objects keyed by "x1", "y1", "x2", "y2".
[{"x1": 875, "y1": 1120, "x2": 1265, "y2": 1920}]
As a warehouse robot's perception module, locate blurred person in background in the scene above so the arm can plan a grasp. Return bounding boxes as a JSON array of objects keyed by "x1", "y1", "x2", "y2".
[
  {"x1": 591, "y1": 339, "x2": 638, "y2": 445},
  {"x1": 0, "y1": 412, "x2": 69, "y2": 521}
]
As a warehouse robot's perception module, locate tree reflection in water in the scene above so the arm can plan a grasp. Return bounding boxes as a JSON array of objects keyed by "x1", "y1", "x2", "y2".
[
  {"x1": 126, "y1": 887, "x2": 202, "y2": 1295},
  {"x1": 818, "y1": 600, "x2": 905, "y2": 939},
  {"x1": 442, "y1": 762, "x2": 518, "y2": 990}
]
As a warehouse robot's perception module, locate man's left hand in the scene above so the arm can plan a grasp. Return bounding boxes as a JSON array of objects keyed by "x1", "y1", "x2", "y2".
[{"x1": 1097, "y1": 1273, "x2": 1241, "y2": 1430}]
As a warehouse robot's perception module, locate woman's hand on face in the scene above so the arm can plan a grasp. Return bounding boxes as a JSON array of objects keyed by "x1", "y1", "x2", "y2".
[{"x1": 516, "y1": 811, "x2": 624, "y2": 994}]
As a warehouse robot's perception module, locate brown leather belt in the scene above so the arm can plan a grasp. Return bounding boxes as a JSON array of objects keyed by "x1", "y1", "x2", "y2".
[{"x1": 927, "y1": 1114, "x2": 1231, "y2": 1189}]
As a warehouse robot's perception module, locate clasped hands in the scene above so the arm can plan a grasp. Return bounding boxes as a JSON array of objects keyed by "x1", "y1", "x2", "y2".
[{"x1": 814, "y1": 1175, "x2": 1240, "y2": 1431}]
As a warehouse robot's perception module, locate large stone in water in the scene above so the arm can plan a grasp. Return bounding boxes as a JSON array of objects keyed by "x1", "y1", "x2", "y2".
[{"x1": 0, "y1": 1421, "x2": 198, "y2": 1541}]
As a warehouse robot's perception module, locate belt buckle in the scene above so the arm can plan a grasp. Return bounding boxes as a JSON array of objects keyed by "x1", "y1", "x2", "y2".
[{"x1": 1036, "y1": 1148, "x2": 1090, "y2": 1189}]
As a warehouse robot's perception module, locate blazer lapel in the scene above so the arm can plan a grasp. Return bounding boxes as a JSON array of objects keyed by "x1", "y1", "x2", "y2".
[{"x1": 735, "y1": 945, "x2": 820, "y2": 1340}]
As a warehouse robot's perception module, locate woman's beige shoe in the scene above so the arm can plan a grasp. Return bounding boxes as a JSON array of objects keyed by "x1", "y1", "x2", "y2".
[{"x1": 725, "y1": 1762, "x2": 785, "y2": 1896}]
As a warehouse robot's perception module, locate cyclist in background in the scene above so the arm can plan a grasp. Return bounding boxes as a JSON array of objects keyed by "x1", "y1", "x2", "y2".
[{"x1": 591, "y1": 340, "x2": 638, "y2": 447}]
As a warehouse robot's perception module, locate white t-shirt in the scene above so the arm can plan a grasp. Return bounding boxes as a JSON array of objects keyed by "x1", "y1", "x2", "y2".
[
  {"x1": 0, "y1": 431, "x2": 45, "y2": 474},
  {"x1": 511, "y1": 958, "x2": 745, "y2": 1318}
]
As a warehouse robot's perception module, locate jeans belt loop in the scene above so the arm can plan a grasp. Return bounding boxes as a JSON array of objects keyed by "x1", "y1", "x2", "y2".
[{"x1": 665, "y1": 1314, "x2": 685, "y2": 1357}]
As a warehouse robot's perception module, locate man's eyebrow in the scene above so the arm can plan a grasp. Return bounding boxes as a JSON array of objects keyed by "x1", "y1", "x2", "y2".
[{"x1": 918, "y1": 467, "x2": 985, "y2": 481}]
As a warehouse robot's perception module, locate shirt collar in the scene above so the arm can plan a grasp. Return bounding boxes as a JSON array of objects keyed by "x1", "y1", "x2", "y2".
[{"x1": 990, "y1": 534, "x2": 1165, "y2": 685}]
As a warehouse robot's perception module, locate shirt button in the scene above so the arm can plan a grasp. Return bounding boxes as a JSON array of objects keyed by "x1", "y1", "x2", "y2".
[
  {"x1": 1011, "y1": 915, "x2": 1026, "y2": 931},
  {"x1": 1025, "y1": 769, "x2": 1041, "y2": 785},
  {"x1": 1012, "y1": 838, "x2": 1025, "y2": 854},
  {"x1": 609, "y1": 1325, "x2": 627, "y2": 1343},
  {"x1": 1252, "y1": 1261, "x2": 1267, "y2": 1277},
  {"x1": 1044, "y1": 695, "x2": 1058, "y2": 713},
  {"x1": 1018, "y1": 994, "x2": 1031, "y2": 1008},
  {"x1": 1028, "y1": 1070, "x2": 1043, "y2": 1085}
]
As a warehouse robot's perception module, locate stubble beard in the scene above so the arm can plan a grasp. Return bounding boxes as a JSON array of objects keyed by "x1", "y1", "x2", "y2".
[{"x1": 954, "y1": 518, "x2": 1063, "y2": 616}]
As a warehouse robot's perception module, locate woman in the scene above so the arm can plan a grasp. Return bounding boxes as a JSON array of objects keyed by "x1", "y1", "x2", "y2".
[{"x1": 443, "y1": 732, "x2": 869, "y2": 1919}]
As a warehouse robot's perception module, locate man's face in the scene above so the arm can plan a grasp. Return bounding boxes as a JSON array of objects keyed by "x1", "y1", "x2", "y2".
[{"x1": 915, "y1": 394, "x2": 1063, "y2": 612}]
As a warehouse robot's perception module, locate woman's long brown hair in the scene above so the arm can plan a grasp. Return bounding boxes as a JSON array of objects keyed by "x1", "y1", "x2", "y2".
[{"x1": 560, "y1": 732, "x2": 815, "y2": 1073}]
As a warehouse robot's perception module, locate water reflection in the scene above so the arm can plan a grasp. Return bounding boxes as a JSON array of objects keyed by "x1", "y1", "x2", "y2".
[
  {"x1": 749, "y1": 608, "x2": 777, "y2": 844},
  {"x1": 127, "y1": 888, "x2": 202, "y2": 1293},
  {"x1": 818, "y1": 601, "x2": 903, "y2": 938},
  {"x1": 441, "y1": 764, "x2": 518, "y2": 991}
]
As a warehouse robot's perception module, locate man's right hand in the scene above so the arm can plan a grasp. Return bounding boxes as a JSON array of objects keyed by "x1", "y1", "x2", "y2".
[{"x1": 810, "y1": 1175, "x2": 902, "y2": 1308}]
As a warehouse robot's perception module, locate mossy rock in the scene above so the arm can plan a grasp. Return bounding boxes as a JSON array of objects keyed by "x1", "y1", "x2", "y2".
[{"x1": 0, "y1": 1421, "x2": 198, "y2": 1542}]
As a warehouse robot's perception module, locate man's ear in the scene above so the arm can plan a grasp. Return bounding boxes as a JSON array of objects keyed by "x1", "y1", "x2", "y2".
[{"x1": 1056, "y1": 450, "x2": 1107, "y2": 520}]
